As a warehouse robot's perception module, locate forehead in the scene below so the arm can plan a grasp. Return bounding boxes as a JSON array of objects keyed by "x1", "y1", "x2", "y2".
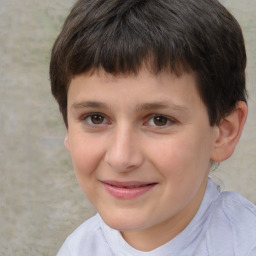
[
  {"x1": 67, "y1": 68, "x2": 206, "y2": 115},
  {"x1": 70, "y1": 66, "x2": 197, "y2": 90}
]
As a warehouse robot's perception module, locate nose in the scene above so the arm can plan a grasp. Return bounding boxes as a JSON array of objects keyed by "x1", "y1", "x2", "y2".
[{"x1": 104, "y1": 126, "x2": 144, "y2": 172}]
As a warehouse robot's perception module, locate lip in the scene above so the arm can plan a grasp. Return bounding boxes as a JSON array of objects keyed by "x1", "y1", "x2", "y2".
[{"x1": 101, "y1": 180, "x2": 157, "y2": 199}]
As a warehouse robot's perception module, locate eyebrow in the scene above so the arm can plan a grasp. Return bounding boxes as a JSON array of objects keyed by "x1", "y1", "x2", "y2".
[
  {"x1": 71, "y1": 101, "x2": 108, "y2": 110},
  {"x1": 135, "y1": 102, "x2": 189, "y2": 113},
  {"x1": 71, "y1": 100, "x2": 189, "y2": 113}
]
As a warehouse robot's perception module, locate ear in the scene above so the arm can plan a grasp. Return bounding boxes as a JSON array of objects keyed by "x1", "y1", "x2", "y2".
[
  {"x1": 211, "y1": 101, "x2": 248, "y2": 162},
  {"x1": 64, "y1": 132, "x2": 70, "y2": 152}
]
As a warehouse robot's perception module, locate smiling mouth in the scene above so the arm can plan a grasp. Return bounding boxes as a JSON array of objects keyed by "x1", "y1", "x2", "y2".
[{"x1": 101, "y1": 181, "x2": 157, "y2": 199}]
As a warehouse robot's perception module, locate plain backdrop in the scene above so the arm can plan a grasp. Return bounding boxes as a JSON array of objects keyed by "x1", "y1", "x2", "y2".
[{"x1": 0, "y1": 0, "x2": 255, "y2": 255}]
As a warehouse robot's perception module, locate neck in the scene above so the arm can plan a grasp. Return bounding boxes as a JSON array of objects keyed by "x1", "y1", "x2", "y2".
[{"x1": 121, "y1": 179, "x2": 207, "y2": 251}]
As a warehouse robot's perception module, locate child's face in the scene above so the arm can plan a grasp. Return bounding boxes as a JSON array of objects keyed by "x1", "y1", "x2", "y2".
[{"x1": 65, "y1": 68, "x2": 219, "y2": 248}]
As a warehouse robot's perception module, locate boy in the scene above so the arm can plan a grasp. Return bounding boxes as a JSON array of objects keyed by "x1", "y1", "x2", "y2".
[{"x1": 50, "y1": 0, "x2": 256, "y2": 255}]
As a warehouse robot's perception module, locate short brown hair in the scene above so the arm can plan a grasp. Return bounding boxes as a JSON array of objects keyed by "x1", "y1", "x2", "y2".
[{"x1": 50, "y1": 0, "x2": 247, "y2": 127}]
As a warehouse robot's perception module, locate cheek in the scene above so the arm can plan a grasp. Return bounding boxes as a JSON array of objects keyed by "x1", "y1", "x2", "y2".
[
  {"x1": 69, "y1": 136, "x2": 106, "y2": 178},
  {"x1": 148, "y1": 135, "x2": 210, "y2": 180},
  {"x1": 150, "y1": 138, "x2": 193, "y2": 172},
  {"x1": 69, "y1": 138, "x2": 106, "y2": 200}
]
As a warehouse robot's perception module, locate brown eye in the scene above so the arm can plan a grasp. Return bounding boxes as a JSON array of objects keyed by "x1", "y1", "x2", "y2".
[
  {"x1": 153, "y1": 116, "x2": 168, "y2": 126},
  {"x1": 89, "y1": 114, "x2": 105, "y2": 124}
]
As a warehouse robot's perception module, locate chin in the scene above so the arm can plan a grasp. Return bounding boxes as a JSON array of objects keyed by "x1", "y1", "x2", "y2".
[{"x1": 100, "y1": 210, "x2": 147, "y2": 232}]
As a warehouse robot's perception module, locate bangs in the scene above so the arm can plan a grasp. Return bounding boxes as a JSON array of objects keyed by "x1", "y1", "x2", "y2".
[
  {"x1": 65, "y1": 0, "x2": 191, "y2": 77},
  {"x1": 50, "y1": 0, "x2": 247, "y2": 127}
]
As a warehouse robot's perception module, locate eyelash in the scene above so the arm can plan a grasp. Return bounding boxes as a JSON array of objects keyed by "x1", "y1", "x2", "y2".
[
  {"x1": 80, "y1": 113, "x2": 110, "y2": 126},
  {"x1": 144, "y1": 114, "x2": 176, "y2": 127},
  {"x1": 80, "y1": 113, "x2": 177, "y2": 128}
]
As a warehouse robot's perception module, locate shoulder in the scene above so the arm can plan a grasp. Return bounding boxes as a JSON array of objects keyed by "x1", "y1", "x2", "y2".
[
  {"x1": 56, "y1": 214, "x2": 113, "y2": 256},
  {"x1": 67, "y1": 214, "x2": 102, "y2": 240},
  {"x1": 206, "y1": 190, "x2": 256, "y2": 255},
  {"x1": 219, "y1": 190, "x2": 256, "y2": 219},
  {"x1": 216, "y1": 190, "x2": 256, "y2": 230}
]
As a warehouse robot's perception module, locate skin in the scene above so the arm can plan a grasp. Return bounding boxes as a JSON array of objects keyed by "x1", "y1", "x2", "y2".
[{"x1": 64, "y1": 68, "x2": 247, "y2": 251}]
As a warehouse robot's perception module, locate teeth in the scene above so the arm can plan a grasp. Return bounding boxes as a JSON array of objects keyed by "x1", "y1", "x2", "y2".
[
  {"x1": 109, "y1": 184, "x2": 146, "y2": 188},
  {"x1": 107, "y1": 183, "x2": 154, "y2": 188},
  {"x1": 123, "y1": 184, "x2": 149, "y2": 188}
]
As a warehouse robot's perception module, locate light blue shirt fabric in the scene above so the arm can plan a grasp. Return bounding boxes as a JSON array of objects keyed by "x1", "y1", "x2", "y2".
[{"x1": 56, "y1": 179, "x2": 256, "y2": 255}]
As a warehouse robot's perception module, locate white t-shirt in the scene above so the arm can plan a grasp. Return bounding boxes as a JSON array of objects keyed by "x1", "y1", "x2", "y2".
[{"x1": 56, "y1": 179, "x2": 256, "y2": 256}]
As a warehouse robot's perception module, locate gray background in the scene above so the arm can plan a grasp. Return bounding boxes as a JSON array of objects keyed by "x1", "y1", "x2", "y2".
[{"x1": 0, "y1": 0, "x2": 255, "y2": 255}]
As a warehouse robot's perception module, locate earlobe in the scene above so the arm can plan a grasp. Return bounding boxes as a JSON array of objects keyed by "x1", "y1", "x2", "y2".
[
  {"x1": 211, "y1": 101, "x2": 248, "y2": 162},
  {"x1": 64, "y1": 133, "x2": 70, "y2": 151}
]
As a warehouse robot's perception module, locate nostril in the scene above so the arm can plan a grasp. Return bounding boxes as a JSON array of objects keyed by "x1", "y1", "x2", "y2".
[
  {"x1": 104, "y1": 130, "x2": 144, "y2": 172},
  {"x1": 104, "y1": 149, "x2": 144, "y2": 172},
  {"x1": 105, "y1": 157, "x2": 137, "y2": 172}
]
